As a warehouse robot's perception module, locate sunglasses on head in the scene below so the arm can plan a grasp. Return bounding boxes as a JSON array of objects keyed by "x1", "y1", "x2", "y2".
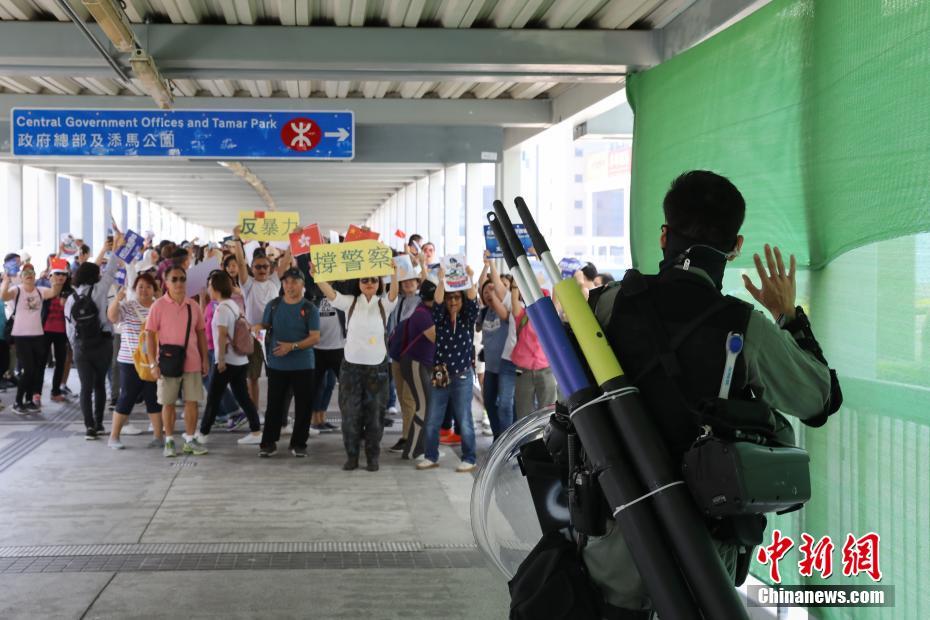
[
  {"x1": 170, "y1": 276, "x2": 187, "y2": 283},
  {"x1": 360, "y1": 277, "x2": 378, "y2": 284}
]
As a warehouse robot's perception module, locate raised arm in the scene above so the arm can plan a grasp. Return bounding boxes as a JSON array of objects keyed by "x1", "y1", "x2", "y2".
[
  {"x1": 232, "y1": 231, "x2": 250, "y2": 287},
  {"x1": 275, "y1": 246, "x2": 293, "y2": 279},
  {"x1": 0, "y1": 274, "x2": 14, "y2": 302},
  {"x1": 435, "y1": 267, "x2": 446, "y2": 305},
  {"x1": 107, "y1": 288, "x2": 125, "y2": 323},
  {"x1": 465, "y1": 266, "x2": 477, "y2": 301},
  {"x1": 40, "y1": 277, "x2": 64, "y2": 300},
  {"x1": 309, "y1": 262, "x2": 337, "y2": 301},
  {"x1": 387, "y1": 261, "x2": 400, "y2": 303}
]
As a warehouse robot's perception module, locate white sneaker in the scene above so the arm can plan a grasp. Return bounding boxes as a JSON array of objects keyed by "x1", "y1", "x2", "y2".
[
  {"x1": 387, "y1": 406, "x2": 399, "y2": 415},
  {"x1": 307, "y1": 425, "x2": 320, "y2": 437},
  {"x1": 456, "y1": 462, "x2": 477, "y2": 473},
  {"x1": 122, "y1": 424, "x2": 143, "y2": 436},
  {"x1": 108, "y1": 439, "x2": 125, "y2": 450},
  {"x1": 194, "y1": 432, "x2": 208, "y2": 444},
  {"x1": 281, "y1": 424, "x2": 293, "y2": 436},
  {"x1": 238, "y1": 433, "x2": 262, "y2": 445}
]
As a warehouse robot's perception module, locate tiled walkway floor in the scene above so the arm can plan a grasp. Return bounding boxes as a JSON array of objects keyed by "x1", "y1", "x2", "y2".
[{"x1": 0, "y1": 376, "x2": 509, "y2": 619}]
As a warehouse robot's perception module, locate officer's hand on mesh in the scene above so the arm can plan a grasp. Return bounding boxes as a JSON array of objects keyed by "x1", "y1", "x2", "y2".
[{"x1": 742, "y1": 244, "x2": 797, "y2": 322}]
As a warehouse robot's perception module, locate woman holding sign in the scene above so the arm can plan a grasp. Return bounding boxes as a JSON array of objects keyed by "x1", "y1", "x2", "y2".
[
  {"x1": 416, "y1": 264, "x2": 479, "y2": 472},
  {"x1": 312, "y1": 259, "x2": 400, "y2": 472}
]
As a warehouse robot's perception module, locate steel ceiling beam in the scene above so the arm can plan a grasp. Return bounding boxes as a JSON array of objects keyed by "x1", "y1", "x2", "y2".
[{"x1": 0, "y1": 22, "x2": 660, "y2": 83}]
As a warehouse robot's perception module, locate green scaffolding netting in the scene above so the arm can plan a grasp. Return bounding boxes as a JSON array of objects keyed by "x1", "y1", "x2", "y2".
[
  {"x1": 626, "y1": 1, "x2": 930, "y2": 617},
  {"x1": 628, "y1": 0, "x2": 930, "y2": 272}
]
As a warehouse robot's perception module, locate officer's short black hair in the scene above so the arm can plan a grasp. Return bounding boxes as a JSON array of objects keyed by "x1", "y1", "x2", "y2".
[
  {"x1": 581, "y1": 262, "x2": 598, "y2": 282},
  {"x1": 663, "y1": 170, "x2": 745, "y2": 250}
]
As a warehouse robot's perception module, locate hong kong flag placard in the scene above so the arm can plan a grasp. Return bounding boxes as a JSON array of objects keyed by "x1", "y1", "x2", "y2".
[{"x1": 289, "y1": 223, "x2": 324, "y2": 257}]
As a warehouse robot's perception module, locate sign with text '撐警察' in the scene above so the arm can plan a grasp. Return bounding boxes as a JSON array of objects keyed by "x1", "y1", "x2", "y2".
[
  {"x1": 310, "y1": 240, "x2": 394, "y2": 283},
  {"x1": 10, "y1": 109, "x2": 354, "y2": 160}
]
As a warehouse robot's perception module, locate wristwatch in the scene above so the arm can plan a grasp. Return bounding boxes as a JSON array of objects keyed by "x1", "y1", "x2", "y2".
[{"x1": 291, "y1": 343, "x2": 299, "y2": 352}]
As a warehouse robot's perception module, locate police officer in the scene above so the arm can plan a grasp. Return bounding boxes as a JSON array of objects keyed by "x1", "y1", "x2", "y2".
[{"x1": 584, "y1": 170, "x2": 842, "y2": 613}]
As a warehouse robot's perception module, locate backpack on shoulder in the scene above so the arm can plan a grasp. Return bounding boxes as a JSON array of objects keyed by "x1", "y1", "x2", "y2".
[
  {"x1": 70, "y1": 286, "x2": 103, "y2": 344},
  {"x1": 229, "y1": 304, "x2": 254, "y2": 356}
]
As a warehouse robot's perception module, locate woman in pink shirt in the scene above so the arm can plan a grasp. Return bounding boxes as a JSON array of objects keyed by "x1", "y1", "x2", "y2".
[{"x1": 510, "y1": 286, "x2": 557, "y2": 420}]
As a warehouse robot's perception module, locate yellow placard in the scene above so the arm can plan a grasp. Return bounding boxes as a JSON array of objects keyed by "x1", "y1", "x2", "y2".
[
  {"x1": 310, "y1": 240, "x2": 394, "y2": 282},
  {"x1": 238, "y1": 211, "x2": 300, "y2": 241}
]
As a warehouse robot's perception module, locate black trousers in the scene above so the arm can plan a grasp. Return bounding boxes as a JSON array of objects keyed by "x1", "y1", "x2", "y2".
[
  {"x1": 261, "y1": 367, "x2": 316, "y2": 450},
  {"x1": 74, "y1": 336, "x2": 113, "y2": 430},
  {"x1": 42, "y1": 332, "x2": 68, "y2": 396},
  {"x1": 201, "y1": 363, "x2": 261, "y2": 435},
  {"x1": 14, "y1": 335, "x2": 46, "y2": 406}
]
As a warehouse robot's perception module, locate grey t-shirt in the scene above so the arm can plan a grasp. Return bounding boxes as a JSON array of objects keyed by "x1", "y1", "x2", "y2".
[{"x1": 315, "y1": 297, "x2": 345, "y2": 351}]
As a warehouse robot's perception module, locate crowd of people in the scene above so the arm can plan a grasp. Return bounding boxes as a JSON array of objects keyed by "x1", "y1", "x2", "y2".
[{"x1": 0, "y1": 227, "x2": 613, "y2": 472}]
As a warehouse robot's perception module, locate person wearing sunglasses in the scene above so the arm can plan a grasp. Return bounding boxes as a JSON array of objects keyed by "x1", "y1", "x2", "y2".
[
  {"x1": 416, "y1": 265, "x2": 479, "y2": 473},
  {"x1": 313, "y1": 262, "x2": 400, "y2": 472},
  {"x1": 145, "y1": 265, "x2": 210, "y2": 458},
  {"x1": 1, "y1": 262, "x2": 65, "y2": 415},
  {"x1": 232, "y1": 238, "x2": 293, "y2": 418}
]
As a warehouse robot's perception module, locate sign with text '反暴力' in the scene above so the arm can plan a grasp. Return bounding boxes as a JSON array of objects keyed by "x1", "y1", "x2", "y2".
[
  {"x1": 10, "y1": 109, "x2": 354, "y2": 160},
  {"x1": 239, "y1": 211, "x2": 301, "y2": 242}
]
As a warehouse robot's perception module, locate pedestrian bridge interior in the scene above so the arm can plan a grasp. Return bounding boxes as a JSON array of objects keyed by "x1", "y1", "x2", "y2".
[{"x1": 0, "y1": 0, "x2": 928, "y2": 618}]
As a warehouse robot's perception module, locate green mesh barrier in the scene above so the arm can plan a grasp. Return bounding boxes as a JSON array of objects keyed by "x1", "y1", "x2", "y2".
[
  {"x1": 627, "y1": 0, "x2": 930, "y2": 272},
  {"x1": 625, "y1": 1, "x2": 930, "y2": 616}
]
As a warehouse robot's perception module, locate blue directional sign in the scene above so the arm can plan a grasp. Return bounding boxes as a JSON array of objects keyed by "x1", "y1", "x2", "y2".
[{"x1": 10, "y1": 109, "x2": 354, "y2": 160}]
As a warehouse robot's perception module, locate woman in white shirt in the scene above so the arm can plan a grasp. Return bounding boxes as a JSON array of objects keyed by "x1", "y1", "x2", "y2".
[
  {"x1": 314, "y1": 263, "x2": 400, "y2": 472},
  {"x1": 198, "y1": 271, "x2": 262, "y2": 445}
]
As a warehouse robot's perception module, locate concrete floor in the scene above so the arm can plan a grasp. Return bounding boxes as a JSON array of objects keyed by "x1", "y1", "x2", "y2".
[{"x1": 0, "y1": 373, "x2": 510, "y2": 619}]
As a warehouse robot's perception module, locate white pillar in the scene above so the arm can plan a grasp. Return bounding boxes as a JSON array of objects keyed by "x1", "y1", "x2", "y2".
[
  {"x1": 37, "y1": 168, "x2": 57, "y2": 257},
  {"x1": 465, "y1": 163, "x2": 486, "y2": 269},
  {"x1": 68, "y1": 177, "x2": 83, "y2": 238},
  {"x1": 21, "y1": 166, "x2": 39, "y2": 252},
  {"x1": 0, "y1": 163, "x2": 23, "y2": 253},
  {"x1": 444, "y1": 164, "x2": 466, "y2": 257},
  {"x1": 127, "y1": 194, "x2": 139, "y2": 231},
  {"x1": 139, "y1": 198, "x2": 151, "y2": 234},
  {"x1": 428, "y1": 169, "x2": 444, "y2": 251},
  {"x1": 91, "y1": 182, "x2": 106, "y2": 251},
  {"x1": 416, "y1": 176, "x2": 429, "y2": 236}
]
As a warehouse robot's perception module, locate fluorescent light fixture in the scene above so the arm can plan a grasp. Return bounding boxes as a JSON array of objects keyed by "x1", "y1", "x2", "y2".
[
  {"x1": 218, "y1": 161, "x2": 278, "y2": 211},
  {"x1": 81, "y1": 0, "x2": 137, "y2": 53},
  {"x1": 129, "y1": 49, "x2": 174, "y2": 109}
]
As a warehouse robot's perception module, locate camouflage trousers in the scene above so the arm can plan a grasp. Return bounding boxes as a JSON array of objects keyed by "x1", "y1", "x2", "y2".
[{"x1": 338, "y1": 359, "x2": 390, "y2": 461}]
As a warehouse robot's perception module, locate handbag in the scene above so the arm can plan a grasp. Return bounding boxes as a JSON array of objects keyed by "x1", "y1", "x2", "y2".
[
  {"x1": 431, "y1": 362, "x2": 450, "y2": 388},
  {"x1": 158, "y1": 303, "x2": 191, "y2": 378},
  {"x1": 129, "y1": 304, "x2": 157, "y2": 382}
]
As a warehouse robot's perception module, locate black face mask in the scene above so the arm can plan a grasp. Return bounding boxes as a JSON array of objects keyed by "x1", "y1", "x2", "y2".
[{"x1": 659, "y1": 228, "x2": 737, "y2": 291}]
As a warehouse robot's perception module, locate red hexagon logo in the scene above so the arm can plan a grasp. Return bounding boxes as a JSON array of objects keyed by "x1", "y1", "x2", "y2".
[{"x1": 281, "y1": 117, "x2": 322, "y2": 152}]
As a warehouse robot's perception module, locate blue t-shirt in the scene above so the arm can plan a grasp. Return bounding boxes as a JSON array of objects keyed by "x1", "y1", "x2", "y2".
[{"x1": 262, "y1": 297, "x2": 320, "y2": 371}]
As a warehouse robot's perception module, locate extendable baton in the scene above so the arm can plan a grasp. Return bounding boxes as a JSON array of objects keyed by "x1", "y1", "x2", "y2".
[
  {"x1": 489, "y1": 205, "x2": 701, "y2": 620},
  {"x1": 513, "y1": 197, "x2": 749, "y2": 620}
]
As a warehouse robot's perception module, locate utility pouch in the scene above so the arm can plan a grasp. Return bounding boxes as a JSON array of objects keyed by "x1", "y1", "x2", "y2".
[
  {"x1": 682, "y1": 435, "x2": 810, "y2": 517},
  {"x1": 569, "y1": 469, "x2": 607, "y2": 537}
]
